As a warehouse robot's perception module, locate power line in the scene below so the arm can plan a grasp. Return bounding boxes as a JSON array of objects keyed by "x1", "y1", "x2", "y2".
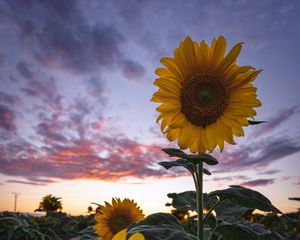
[{"x1": 11, "y1": 192, "x2": 20, "y2": 212}]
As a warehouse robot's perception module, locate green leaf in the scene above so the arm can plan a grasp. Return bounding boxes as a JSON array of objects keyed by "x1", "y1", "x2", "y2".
[
  {"x1": 162, "y1": 148, "x2": 218, "y2": 166},
  {"x1": 203, "y1": 168, "x2": 211, "y2": 175},
  {"x1": 248, "y1": 120, "x2": 266, "y2": 125},
  {"x1": 167, "y1": 191, "x2": 196, "y2": 211},
  {"x1": 159, "y1": 159, "x2": 211, "y2": 175},
  {"x1": 216, "y1": 221, "x2": 283, "y2": 240},
  {"x1": 185, "y1": 153, "x2": 219, "y2": 166},
  {"x1": 162, "y1": 148, "x2": 187, "y2": 158},
  {"x1": 214, "y1": 199, "x2": 254, "y2": 218},
  {"x1": 216, "y1": 222, "x2": 260, "y2": 240},
  {"x1": 209, "y1": 186, "x2": 281, "y2": 213},
  {"x1": 127, "y1": 213, "x2": 199, "y2": 240},
  {"x1": 159, "y1": 159, "x2": 194, "y2": 174},
  {"x1": 203, "y1": 193, "x2": 218, "y2": 210}
]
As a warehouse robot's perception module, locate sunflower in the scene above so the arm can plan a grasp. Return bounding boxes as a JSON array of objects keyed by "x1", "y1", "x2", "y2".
[
  {"x1": 151, "y1": 36, "x2": 262, "y2": 153},
  {"x1": 112, "y1": 229, "x2": 145, "y2": 240},
  {"x1": 94, "y1": 198, "x2": 145, "y2": 240}
]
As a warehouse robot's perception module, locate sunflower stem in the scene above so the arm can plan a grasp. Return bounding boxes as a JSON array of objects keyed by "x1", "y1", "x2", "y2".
[{"x1": 195, "y1": 162, "x2": 204, "y2": 240}]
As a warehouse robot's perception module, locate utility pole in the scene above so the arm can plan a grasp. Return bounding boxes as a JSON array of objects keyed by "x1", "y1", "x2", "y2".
[{"x1": 12, "y1": 192, "x2": 20, "y2": 212}]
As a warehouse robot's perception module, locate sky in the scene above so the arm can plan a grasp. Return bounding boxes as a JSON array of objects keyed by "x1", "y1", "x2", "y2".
[{"x1": 0, "y1": 0, "x2": 300, "y2": 216}]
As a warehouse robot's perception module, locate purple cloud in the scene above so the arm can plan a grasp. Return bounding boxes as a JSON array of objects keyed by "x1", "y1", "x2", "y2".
[
  {"x1": 215, "y1": 137, "x2": 300, "y2": 173},
  {"x1": 254, "y1": 106, "x2": 299, "y2": 137},
  {"x1": 121, "y1": 60, "x2": 145, "y2": 81},
  {"x1": 258, "y1": 169, "x2": 280, "y2": 175},
  {"x1": 6, "y1": 180, "x2": 52, "y2": 186},
  {"x1": 2, "y1": 0, "x2": 145, "y2": 80},
  {"x1": 17, "y1": 61, "x2": 63, "y2": 110},
  {"x1": 0, "y1": 51, "x2": 5, "y2": 67},
  {"x1": 241, "y1": 179, "x2": 275, "y2": 187},
  {"x1": 0, "y1": 104, "x2": 16, "y2": 132},
  {"x1": 0, "y1": 134, "x2": 178, "y2": 183}
]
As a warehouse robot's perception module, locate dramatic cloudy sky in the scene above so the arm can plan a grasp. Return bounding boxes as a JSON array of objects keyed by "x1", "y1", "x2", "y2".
[{"x1": 0, "y1": 0, "x2": 300, "y2": 215}]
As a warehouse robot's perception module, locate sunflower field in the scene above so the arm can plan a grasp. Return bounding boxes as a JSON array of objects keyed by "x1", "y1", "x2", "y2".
[
  {"x1": 1, "y1": 34, "x2": 299, "y2": 240},
  {"x1": 0, "y1": 193, "x2": 299, "y2": 240}
]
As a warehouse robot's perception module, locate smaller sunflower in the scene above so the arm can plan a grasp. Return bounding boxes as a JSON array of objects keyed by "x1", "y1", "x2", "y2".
[
  {"x1": 94, "y1": 198, "x2": 145, "y2": 240},
  {"x1": 112, "y1": 229, "x2": 145, "y2": 240}
]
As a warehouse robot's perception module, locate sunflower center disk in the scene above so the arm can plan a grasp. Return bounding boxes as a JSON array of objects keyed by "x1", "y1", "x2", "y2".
[
  {"x1": 180, "y1": 74, "x2": 228, "y2": 128},
  {"x1": 109, "y1": 214, "x2": 132, "y2": 234}
]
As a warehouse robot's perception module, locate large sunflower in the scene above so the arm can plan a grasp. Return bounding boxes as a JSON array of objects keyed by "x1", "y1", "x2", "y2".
[
  {"x1": 151, "y1": 36, "x2": 262, "y2": 153},
  {"x1": 94, "y1": 198, "x2": 145, "y2": 240}
]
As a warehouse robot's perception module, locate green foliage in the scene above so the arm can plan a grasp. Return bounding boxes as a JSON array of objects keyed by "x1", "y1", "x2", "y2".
[
  {"x1": 159, "y1": 159, "x2": 211, "y2": 175},
  {"x1": 0, "y1": 213, "x2": 48, "y2": 240},
  {"x1": 159, "y1": 159, "x2": 194, "y2": 174},
  {"x1": 0, "y1": 212, "x2": 97, "y2": 240},
  {"x1": 215, "y1": 222, "x2": 260, "y2": 240},
  {"x1": 165, "y1": 189, "x2": 300, "y2": 240},
  {"x1": 209, "y1": 185, "x2": 282, "y2": 213},
  {"x1": 127, "y1": 213, "x2": 199, "y2": 240},
  {"x1": 213, "y1": 199, "x2": 253, "y2": 219},
  {"x1": 161, "y1": 148, "x2": 218, "y2": 165},
  {"x1": 166, "y1": 191, "x2": 196, "y2": 211}
]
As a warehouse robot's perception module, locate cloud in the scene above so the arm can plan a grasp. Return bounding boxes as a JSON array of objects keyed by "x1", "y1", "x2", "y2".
[
  {"x1": 215, "y1": 136, "x2": 300, "y2": 173},
  {"x1": 212, "y1": 106, "x2": 300, "y2": 174},
  {"x1": 0, "y1": 51, "x2": 5, "y2": 67},
  {"x1": 0, "y1": 104, "x2": 16, "y2": 132},
  {"x1": 1, "y1": 104, "x2": 299, "y2": 185},
  {"x1": 241, "y1": 179, "x2": 275, "y2": 187},
  {"x1": 5, "y1": 179, "x2": 55, "y2": 186},
  {"x1": 121, "y1": 60, "x2": 145, "y2": 81},
  {"x1": 0, "y1": 91, "x2": 20, "y2": 106},
  {"x1": 17, "y1": 61, "x2": 63, "y2": 110},
  {"x1": 253, "y1": 106, "x2": 299, "y2": 137},
  {"x1": 0, "y1": 134, "x2": 179, "y2": 183},
  {"x1": 2, "y1": 0, "x2": 145, "y2": 80},
  {"x1": 258, "y1": 169, "x2": 280, "y2": 175}
]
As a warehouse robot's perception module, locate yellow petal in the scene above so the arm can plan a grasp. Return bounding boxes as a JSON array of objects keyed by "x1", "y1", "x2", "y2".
[
  {"x1": 112, "y1": 229, "x2": 126, "y2": 240},
  {"x1": 166, "y1": 128, "x2": 180, "y2": 141},
  {"x1": 178, "y1": 124, "x2": 194, "y2": 149},
  {"x1": 129, "y1": 232, "x2": 145, "y2": 240},
  {"x1": 155, "y1": 68, "x2": 178, "y2": 81},
  {"x1": 205, "y1": 126, "x2": 217, "y2": 152},
  {"x1": 182, "y1": 36, "x2": 197, "y2": 75},
  {"x1": 216, "y1": 120, "x2": 236, "y2": 145},
  {"x1": 199, "y1": 40, "x2": 209, "y2": 71},
  {"x1": 230, "y1": 70, "x2": 262, "y2": 89},
  {"x1": 220, "y1": 116, "x2": 244, "y2": 137},
  {"x1": 169, "y1": 114, "x2": 187, "y2": 128},
  {"x1": 211, "y1": 35, "x2": 227, "y2": 69},
  {"x1": 223, "y1": 65, "x2": 254, "y2": 83},
  {"x1": 154, "y1": 77, "x2": 181, "y2": 89},
  {"x1": 156, "y1": 103, "x2": 181, "y2": 113},
  {"x1": 174, "y1": 43, "x2": 189, "y2": 78},
  {"x1": 193, "y1": 41, "x2": 202, "y2": 72},
  {"x1": 160, "y1": 57, "x2": 184, "y2": 81},
  {"x1": 216, "y1": 42, "x2": 243, "y2": 74}
]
